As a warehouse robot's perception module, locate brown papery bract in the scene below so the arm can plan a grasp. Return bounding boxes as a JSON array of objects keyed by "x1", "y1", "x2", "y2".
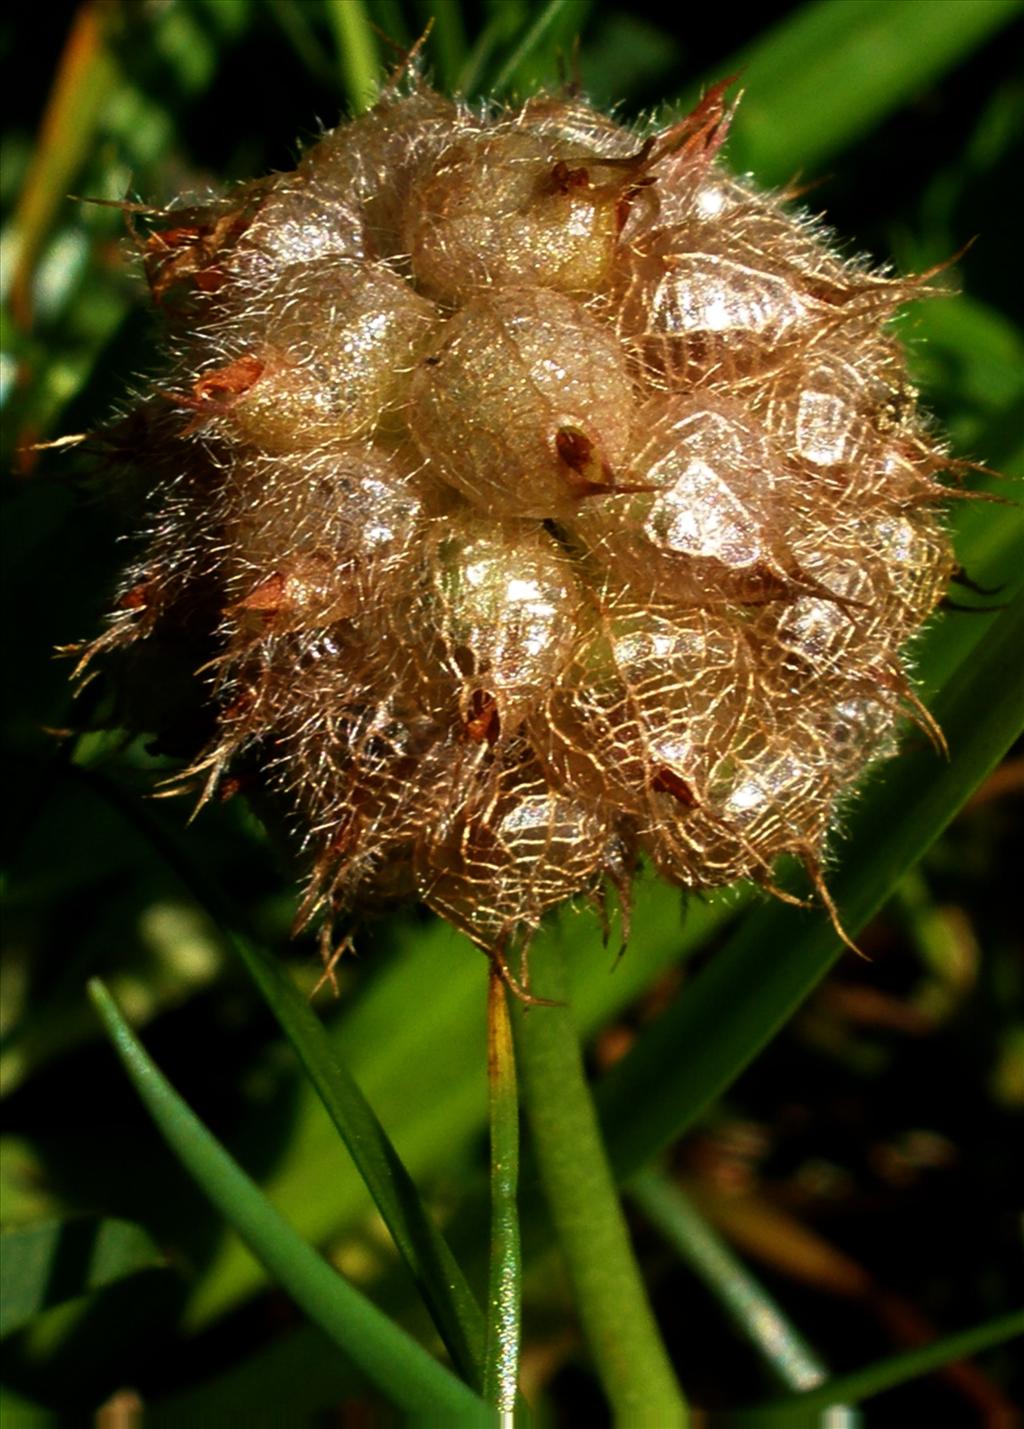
[{"x1": 79, "y1": 78, "x2": 958, "y2": 995}]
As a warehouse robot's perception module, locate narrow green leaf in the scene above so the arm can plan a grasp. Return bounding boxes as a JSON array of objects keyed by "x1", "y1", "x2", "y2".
[
  {"x1": 598, "y1": 584, "x2": 1024, "y2": 1179},
  {"x1": 629, "y1": 1172, "x2": 833, "y2": 1396},
  {"x1": 370, "y1": 0, "x2": 410, "y2": 50},
  {"x1": 490, "y1": 0, "x2": 590, "y2": 96},
  {"x1": 327, "y1": 0, "x2": 380, "y2": 113},
  {"x1": 0, "y1": 1215, "x2": 165, "y2": 1338},
  {"x1": 457, "y1": 4, "x2": 526, "y2": 98},
  {"x1": 716, "y1": 0, "x2": 1024, "y2": 184},
  {"x1": 146, "y1": 1324, "x2": 358, "y2": 1427},
  {"x1": 511, "y1": 945, "x2": 687, "y2": 1425},
  {"x1": 268, "y1": 0, "x2": 339, "y2": 89},
  {"x1": 164, "y1": 881, "x2": 744, "y2": 1411},
  {"x1": 900, "y1": 294, "x2": 1024, "y2": 457},
  {"x1": 417, "y1": 0, "x2": 469, "y2": 92},
  {"x1": 87, "y1": 979, "x2": 492, "y2": 1423},
  {"x1": 73, "y1": 756, "x2": 738, "y2": 1331},
  {"x1": 0, "y1": 1386, "x2": 56, "y2": 1428},
  {"x1": 910, "y1": 471, "x2": 1024, "y2": 705},
  {"x1": 580, "y1": 14, "x2": 680, "y2": 108},
  {"x1": 483, "y1": 973, "x2": 521, "y2": 1413},
  {"x1": 194, "y1": 0, "x2": 252, "y2": 39},
  {"x1": 760, "y1": 1308, "x2": 1024, "y2": 1411},
  {"x1": 4, "y1": 0, "x2": 258, "y2": 445},
  {"x1": 71, "y1": 765, "x2": 486, "y2": 1386},
  {"x1": 185, "y1": 869, "x2": 740, "y2": 1328},
  {"x1": 229, "y1": 928, "x2": 487, "y2": 1384},
  {"x1": 5, "y1": 3, "x2": 116, "y2": 325}
]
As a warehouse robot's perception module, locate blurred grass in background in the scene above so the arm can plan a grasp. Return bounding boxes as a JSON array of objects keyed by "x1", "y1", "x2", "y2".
[{"x1": 2, "y1": 0, "x2": 1023, "y2": 1422}]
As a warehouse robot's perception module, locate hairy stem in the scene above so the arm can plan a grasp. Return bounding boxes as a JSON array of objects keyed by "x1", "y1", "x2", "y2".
[
  {"x1": 511, "y1": 945, "x2": 686, "y2": 1425},
  {"x1": 484, "y1": 969, "x2": 522, "y2": 1419}
]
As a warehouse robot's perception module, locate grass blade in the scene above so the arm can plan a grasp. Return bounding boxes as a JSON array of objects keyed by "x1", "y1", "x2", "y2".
[
  {"x1": 87, "y1": 978, "x2": 492, "y2": 1423},
  {"x1": 716, "y1": 0, "x2": 1024, "y2": 183},
  {"x1": 70, "y1": 765, "x2": 486, "y2": 1386},
  {"x1": 145, "y1": 1325, "x2": 358, "y2": 1426},
  {"x1": 267, "y1": 0, "x2": 339, "y2": 89},
  {"x1": 5, "y1": 3, "x2": 115, "y2": 327},
  {"x1": 327, "y1": 0, "x2": 380, "y2": 113},
  {"x1": 759, "y1": 1309, "x2": 1024, "y2": 1411},
  {"x1": 417, "y1": 0, "x2": 468, "y2": 92},
  {"x1": 484, "y1": 971, "x2": 521, "y2": 1415},
  {"x1": 457, "y1": 5, "x2": 525, "y2": 98},
  {"x1": 70, "y1": 754, "x2": 739, "y2": 1331},
  {"x1": 0, "y1": 1216, "x2": 165, "y2": 1339},
  {"x1": 598, "y1": 583, "x2": 1024, "y2": 1179},
  {"x1": 228, "y1": 927, "x2": 487, "y2": 1384},
  {"x1": 511, "y1": 945, "x2": 686, "y2": 1425},
  {"x1": 629, "y1": 1173, "x2": 839, "y2": 1401},
  {"x1": 0, "y1": 1386, "x2": 56, "y2": 1428},
  {"x1": 490, "y1": 0, "x2": 589, "y2": 96}
]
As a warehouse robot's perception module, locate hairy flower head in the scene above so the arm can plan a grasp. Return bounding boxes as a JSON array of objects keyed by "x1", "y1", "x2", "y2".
[{"x1": 79, "y1": 77, "x2": 959, "y2": 992}]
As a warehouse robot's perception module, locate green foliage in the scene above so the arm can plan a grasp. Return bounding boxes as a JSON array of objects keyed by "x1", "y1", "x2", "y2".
[
  {"x1": 0, "y1": 1216, "x2": 165, "y2": 1340},
  {"x1": 2, "y1": 0, "x2": 1022, "y2": 1421},
  {"x1": 87, "y1": 979, "x2": 492, "y2": 1421},
  {"x1": 760, "y1": 1308, "x2": 1024, "y2": 1414}
]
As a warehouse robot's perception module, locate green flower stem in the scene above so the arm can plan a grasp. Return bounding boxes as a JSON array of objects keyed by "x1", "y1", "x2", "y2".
[
  {"x1": 88, "y1": 979, "x2": 492, "y2": 1424},
  {"x1": 326, "y1": 0, "x2": 380, "y2": 114},
  {"x1": 760, "y1": 1309, "x2": 1024, "y2": 1412},
  {"x1": 484, "y1": 969, "x2": 522, "y2": 1419},
  {"x1": 629, "y1": 1171, "x2": 852, "y2": 1419},
  {"x1": 510, "y1": 945, "x2": 686, "y2": 1426}
]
